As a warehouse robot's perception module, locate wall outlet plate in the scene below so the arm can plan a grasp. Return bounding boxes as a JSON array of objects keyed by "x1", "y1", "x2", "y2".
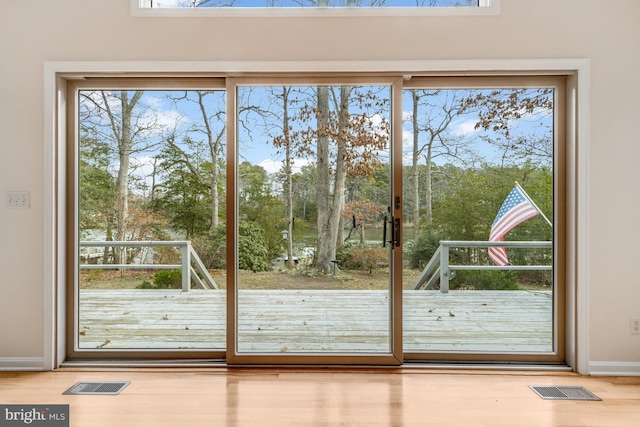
[
  {"x1": 630, "y1": 317, "x2": 640, "y2": 335},
  {"x1": 6, "y1": 191, "x2": 30, "y2": 209}
]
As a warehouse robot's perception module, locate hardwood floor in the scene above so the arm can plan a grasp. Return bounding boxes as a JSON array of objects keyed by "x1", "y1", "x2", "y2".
[{"x1": 1, "y1": 368, "x2": 639, "y2": 426}]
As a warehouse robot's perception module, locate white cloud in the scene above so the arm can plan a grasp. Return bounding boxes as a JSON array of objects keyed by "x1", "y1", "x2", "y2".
[
  {"x1": 258, "y1": 159, "x2": 281, "y2": 174},
  {"x1": 259, "y1": 158, "x2": 311, "y2": 174},
  {"x1": 451, "y1": 118, "x2": 479, "y2": 137},
  {"x1": 130, "y1": 155, "x2": 159, "y2": 177},
  {"x1": 367, "y1": 113, "x2": 385, "y2": 128},
  {"x1": 137, "y1": 95, "x2": 190, "y2": 136},
  {"x1": 402, "y1": 127, "x2": 414, "y2": 150}
]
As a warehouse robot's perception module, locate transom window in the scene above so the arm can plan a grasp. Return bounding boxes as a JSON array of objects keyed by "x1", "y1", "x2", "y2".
[
  {"x1": 132, "y1": 0, "x2": 499, "y2": 16},
  {"x1": 143, "y1": 0, "x2": 483, "y2": 8}
]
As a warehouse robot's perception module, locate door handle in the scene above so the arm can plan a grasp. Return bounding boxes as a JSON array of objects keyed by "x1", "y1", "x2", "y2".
[
  {"x1": 391, "y1": 196, "x2": 401, "y2": 247},
  {"x1": 383, "y1": 198, "x2": 401, "y2": 248},
  {"x1": 383, "y1": 208, "x2": 400, "y2": 248},
  {"x1": 383, "y1": 207, "x2": 391, "y2": 248}
]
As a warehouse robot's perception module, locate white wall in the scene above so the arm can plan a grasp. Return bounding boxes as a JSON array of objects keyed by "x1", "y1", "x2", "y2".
[{"x1": 1, "y1": 0, "x2": 639, "y2": 374}]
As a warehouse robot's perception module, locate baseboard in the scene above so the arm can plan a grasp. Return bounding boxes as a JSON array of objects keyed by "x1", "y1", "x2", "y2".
[
  {"x1": 0, "y1": 357, "x2": 45, "y2": 371},
  {"x1": 588, "y1": 361, "x2": 640, "y2": 376}
]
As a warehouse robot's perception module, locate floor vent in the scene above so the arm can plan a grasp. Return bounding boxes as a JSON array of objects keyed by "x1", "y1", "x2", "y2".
[
  {"x1": 63, "y1": 381, "x2": 130, "y2": 395},
  {"x1": 529, "y1": 385, "x2": 601, "y2": 401}
]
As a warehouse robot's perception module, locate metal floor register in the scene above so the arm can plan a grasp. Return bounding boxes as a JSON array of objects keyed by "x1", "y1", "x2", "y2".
[
  {"x1": 529, "y1": 385, "x2": 601, "y2": 401},
  {"x1": 63, "y1": 381, "x2": 130, "y2": 395}
]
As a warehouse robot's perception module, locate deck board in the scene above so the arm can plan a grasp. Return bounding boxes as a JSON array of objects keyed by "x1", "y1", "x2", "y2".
[{"x1": 78, "y1": 289, "x2": 552, "y2": 353}]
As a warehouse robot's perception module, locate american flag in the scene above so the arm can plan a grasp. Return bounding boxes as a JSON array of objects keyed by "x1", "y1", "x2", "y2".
[{"x1": 488, "y1": 185, "x2": 539, "y2": 266}]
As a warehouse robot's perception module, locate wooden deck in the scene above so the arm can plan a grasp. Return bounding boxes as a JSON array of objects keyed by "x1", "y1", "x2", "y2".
[{"x1": 78, "y1": 289, "x2": 553, "y2": 353}]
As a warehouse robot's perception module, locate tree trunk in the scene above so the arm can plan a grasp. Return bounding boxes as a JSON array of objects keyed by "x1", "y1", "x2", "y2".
[
  {"x1": 424, "y1": 147, "x2": 433, "y2": 226},
  {"x1": 197, "y1": 91, "x2": 222, "y2": 230},
  {"x1": 315, "y1": 85, "x2": 352, "y2": 273},
  {"x1": 411, "y1": 90, "x2": 421, "y2": 241},
  {"x1": 282, "y1": 88, "x2": 295, "y2": 270},
  {"x1": 331, "y1": 86, "x2": 349, "y2": 251},
  {"x1": 103, "y1": 223, "x2": 113, "y2": 265},
  {"x1": 315, "y1": 86, "x2": 333, "y2": 272},
  {"x1": 109, "y1": 90, "x2": 143, "y2": 264}
]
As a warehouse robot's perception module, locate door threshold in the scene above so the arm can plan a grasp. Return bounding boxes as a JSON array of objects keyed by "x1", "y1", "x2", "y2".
[{"x1": 60, "y1": 359, "x2": 572, "y2": 373}]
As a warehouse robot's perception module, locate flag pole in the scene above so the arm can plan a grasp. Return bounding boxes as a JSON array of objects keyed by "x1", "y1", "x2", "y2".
[{"x1": 515, "y1": 181, "x2": 552, "y2": 228}]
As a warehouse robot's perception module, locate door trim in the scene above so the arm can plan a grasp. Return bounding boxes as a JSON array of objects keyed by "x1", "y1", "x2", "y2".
[{"x1": 44, "y1": 59, "x2": 589, "y2": 372}]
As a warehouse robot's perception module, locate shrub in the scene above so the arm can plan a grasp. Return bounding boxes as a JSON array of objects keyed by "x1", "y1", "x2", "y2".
[
  {"x1": 337, "y1": 242, "x2": 388, "y2": 272},
  {"x1": 137, "y1": 280, "x2": 154, "y2": 289},
  {"x1": 135, "y1": 270, "x2": 183, "y2": 289},
  {"x1": 191, "y1": 222, "x2": 269, "y2": 272},
  {"x1": 449, "y1": 270, "x2": 519, "y2": 290},
  {"x1": 153, "y1": 270, "x2": 182, "y2": 289},
  {"x1": 237, "y1": 222, "x2": 269, "y2": 272},
  {"x1": 407, "y1": 231, "x2": 444, "y2": 269},
  {"x1": 335, "y1": 241, "x2": 362, "y2": 265},
  {"x1": 86, "y1": 268, "x2": 103, "y2": 281},
  {"x1": 348, "y1": 248, "x2": 389, "y2": 273},
  {"x1": 191, "y1": 226, "x2": 227, "y2": 270}
]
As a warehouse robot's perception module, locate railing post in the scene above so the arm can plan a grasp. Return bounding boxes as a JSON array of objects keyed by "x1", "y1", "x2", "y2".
[
  {"x1": 181, "y1": 243, "x2": 190, "y2": 292},
  {"x1": 440, "y1": 242, "x2": 450, "y2": 293}
]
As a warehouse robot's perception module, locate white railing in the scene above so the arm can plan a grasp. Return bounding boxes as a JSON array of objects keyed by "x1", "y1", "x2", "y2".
[
  {"x1": 79, "y1": 241, "x2": 218, "y2": 292},
  {"x1": 412, "y1": 240, "x2": 552, "y2": 293}
]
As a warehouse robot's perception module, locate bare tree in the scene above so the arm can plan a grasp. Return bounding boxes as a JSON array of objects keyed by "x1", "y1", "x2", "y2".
[
  {"x1": 81, "y1": 91, "x2": 149, "y2": 263},
  {"x1": 272, "y1": 87, "x2": 297, "y2": 269},
  {"x1": 164, "y1": 90, "x2": 226, "y2": 230},
  {"x1": 409, "y1": 89, "x2": 474, "y2": 240},
  {"x1": 79, "y1": 90, "x2": 172, "y2": 263},
  {"x1": 107, "y1": 91, "x2": 143, "y2": 262},
  {"x1": 408, "y1": 87, "x2": 553, "y2": 241}
]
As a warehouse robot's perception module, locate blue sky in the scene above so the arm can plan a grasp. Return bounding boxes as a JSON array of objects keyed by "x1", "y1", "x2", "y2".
[
  {"x1": 81, "y1": 86, "x2": 552, "y2": 189},
  {"x1": 232, "y1": 86, "x2": 552, "y2": 173}
]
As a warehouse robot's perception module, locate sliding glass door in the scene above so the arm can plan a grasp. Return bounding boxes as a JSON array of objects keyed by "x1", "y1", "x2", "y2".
[
  {"x1": 68, "y1": 79, "x2": 228, "y2": 359},
  {"x1": 66, "y1": 74, "x2": 565, "y2": 366},
  {"x1": 226, "y1": 77, "x2": 404, "y2": 364},
  {"x1": 401, "y1": 77, "x2": 565, "y2": 364}
]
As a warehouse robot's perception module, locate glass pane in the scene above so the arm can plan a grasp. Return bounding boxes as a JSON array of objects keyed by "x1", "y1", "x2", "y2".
[
  {"x1": 77, "y1": 89, "x2": 226, "y2": 350},
  {"x1": 401, "y1": 87, "x2": 554, "y2": 353},
  {"x1": 235, "y1": 84, "x2": 392, "y2": 353},
  {"x1": 145, "y1": 0, "x2": 480, "y2": 8}
]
